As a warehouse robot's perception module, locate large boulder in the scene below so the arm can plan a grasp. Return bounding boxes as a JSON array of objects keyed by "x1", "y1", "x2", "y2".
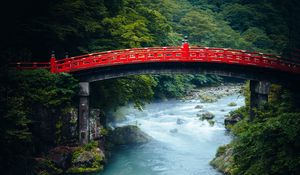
[
  {"x1": 210, "y1": 144, "x2": 234, "y2": 174},
  {"x1": 110, "y1": 125, "x2": 152, "y2": 145},
  {"x1": 67, "y1": 145, "x2": 105, "y2": 174},
  {"x1": 33, "y1": 143, "x2": 105, "y2": 175},
  {"x1": 47, "y1": 146, "x2": 74, "y2": 170}
]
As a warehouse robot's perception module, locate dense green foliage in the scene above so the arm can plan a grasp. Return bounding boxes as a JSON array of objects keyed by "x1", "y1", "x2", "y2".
[
  {"x1": 91, "y1": 75, "x2": 157, "y2": 110},
  {"x1": 90, "y1": 74, "x2": 222, "y2": 110},
  {"x1": 215, "y1": 85, "x2": 300, "y2": 175},
  {"x1": 0, "y1": 69, "x2": 78, "y2": 174},
  {"x1": 153, "y1": 74, "x2": 222, "y2": 99},
  {"x1": 2, "y1": 0, "x2": 299, "y2": 60}
]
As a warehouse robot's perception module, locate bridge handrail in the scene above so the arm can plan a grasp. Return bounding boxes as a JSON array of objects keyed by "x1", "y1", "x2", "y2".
[
  {"x1": 54, "y1": 46, "x2": 298, "y2": 73},
  {"x1": 10, "y1": 62, "x2": 50, "y2": 69},
  {"x1": 12, "y1": 45, "x2": 300, "y2": 74}
]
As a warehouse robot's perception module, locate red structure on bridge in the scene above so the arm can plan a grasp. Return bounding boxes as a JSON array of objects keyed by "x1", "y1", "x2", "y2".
[{"x1": 14, "y1": 42, "x2": 300, "y2": 74}]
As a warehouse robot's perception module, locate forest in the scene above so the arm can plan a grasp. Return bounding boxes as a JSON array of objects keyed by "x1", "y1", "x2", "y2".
[{"x1": 0, "y1": 0, "x2": 300, "y2": 174}]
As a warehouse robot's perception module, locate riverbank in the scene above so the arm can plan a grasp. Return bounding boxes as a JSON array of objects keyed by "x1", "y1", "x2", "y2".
[
  {"x1": 209, "y1": 84, "x2": 300, "y2": 175},
  {"x1": 183, "y1": 84, "x2": 243, "y2": 102}
]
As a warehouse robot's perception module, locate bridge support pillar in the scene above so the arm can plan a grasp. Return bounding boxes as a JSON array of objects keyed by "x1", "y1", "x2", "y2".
[
  {"x1": 249, "y1": 80, "x2": 270, "y2": 121},
  {"x1": 79, "y1": 82, "x2": 90, "y2": 145}
]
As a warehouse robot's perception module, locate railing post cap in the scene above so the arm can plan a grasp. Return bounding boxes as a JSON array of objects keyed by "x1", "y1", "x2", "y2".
[{"x1": 51, "y1": 51, "x2": 56, "y2": 58}]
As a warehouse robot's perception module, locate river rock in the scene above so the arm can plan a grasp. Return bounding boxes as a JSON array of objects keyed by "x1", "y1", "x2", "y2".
[
  {"x1": 67, "y1": 146, "x2": 105, "y2": 174},
  {"x1": 176, "y1": 118, "x2": 185, "y2": 125},
  {"x1": 224, "y1": 113, "x2": 243, "y2": 129},
  {"x1": 170, "y1": 128, "x2": 178, "y2": 133},
  {"x1": 110, "y1": 125, "x2": 152, "y2": 145},
  {"x1": 195, "y1": 105, "x2": 203, "y2": 109},
  {"x1": 210, "y1": 145, "x2": 234, "y2": 174},
  {"x1": 208, "y1": 120, "x2": 215, "y2": 126},
  {"x1": 228, "y1": 102, "x2": 237, "y2": 107},
  {"x1": 199, "y1": 112, "x2": 215, "y2": 120}
]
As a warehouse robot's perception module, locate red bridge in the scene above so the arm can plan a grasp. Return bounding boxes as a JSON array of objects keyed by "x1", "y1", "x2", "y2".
[
  {"x1": 13, "y1": 42, "x2": 300, "y2": 145},
  {"x1": 14, "y1": 42, "x2": 300, "y2": 75}
]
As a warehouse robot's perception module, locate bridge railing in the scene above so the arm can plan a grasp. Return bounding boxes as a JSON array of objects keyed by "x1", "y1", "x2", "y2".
[
  {"x1": 12, "y1": 45, "x2": 300, "y2": 74},
  {"x1": 53, "y1": 46, "x2": 300, "y2": 74},
  {"x1": 11, "y1": 62, "x2": 50, "y2": 70}
]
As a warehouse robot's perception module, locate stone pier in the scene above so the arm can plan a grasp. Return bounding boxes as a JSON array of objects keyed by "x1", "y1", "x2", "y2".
[
  {"x1": 249, "y1": 80, "x2": 270, "y2": 121},
  {"x1": 79, "y1": 82, "x2": 90, "y2": 145}
]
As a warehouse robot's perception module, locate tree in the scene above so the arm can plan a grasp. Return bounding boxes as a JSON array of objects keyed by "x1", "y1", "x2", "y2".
[
  {"x1": 91, "y1": 75, "x2": 157, "y2": 111},
  {"x1": 0, "y1": 69, "x2": 78, "y2": 174},
  {"x1": 221, "y1": 3, "x2": 255, "y2": 32},
  {"x1": 180, "y1": 10, "x2": 217, "y2": 44}
]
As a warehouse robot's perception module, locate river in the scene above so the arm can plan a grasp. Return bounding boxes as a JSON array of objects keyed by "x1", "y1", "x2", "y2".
[{"x1": 99, "y1": 93, "x2": 244, "y2": 175}]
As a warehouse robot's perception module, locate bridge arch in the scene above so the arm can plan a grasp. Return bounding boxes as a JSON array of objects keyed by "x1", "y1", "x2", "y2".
[
  {"x1": 73, "y1": 62, "x2": 299, "y2": 84},
  {"x1": 74, "y1": 60, "x2": 299, "y2": 145}
]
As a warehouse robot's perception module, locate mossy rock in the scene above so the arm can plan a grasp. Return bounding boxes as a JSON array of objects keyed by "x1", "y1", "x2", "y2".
[
  {"x1": 210, "y1": 144, "x2": 234, "y2": 174},
  {"x1": 224, "y1": 113, "x2": 243, "y2": 130},
  {"x1": 228, "y1": 102, "x2": 237, "y2": 107},
  {"x1": 67, "y1": 142, "x2": 105, "y2": 174},
  {"x1": 198, "y1": 112, "x2": 215, "y2": 120},
  {"x1": 208, "y1": 120, "x2": 215, "y2": 126},
  {"x1": 110, "y1": 125, "x2": 152, "y2": 145},
  {"x1": 195, "y1": 105, "x2": 203, "y2": 109},
  {"x1": 66, "y1": 166, "x2": 103, "y2": 174}
]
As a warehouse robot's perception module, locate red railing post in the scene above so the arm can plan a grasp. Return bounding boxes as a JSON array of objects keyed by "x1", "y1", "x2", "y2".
[
  {"x1": 181, "y1": 36, "x2": 190, "y2": 60},
  {"x1": 50, "y1": 51, "x2": 57, "y2": 73}
]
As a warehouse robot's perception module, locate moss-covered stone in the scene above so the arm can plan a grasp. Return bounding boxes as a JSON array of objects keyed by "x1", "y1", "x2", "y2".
[
  {"x1": 67, "y1": 142, "x2": 105, "y2": 174},
  {"x1": 208, "y1": 120, "x2": 215, "y2": 126},
  {"x1": 33, "y1": 143, "x2": 106, "y2": 175},
  {"x1": 210, "y1": 144, "x2": 235, "y2": 174},
  {"x1": 194, "y1": 105, "x2": 203, "y2": 109},
  {"x1": 66, "y1": 167, "x2": 103, "y2": 174},
  {"x1": 228, "y1": 102, "x2": 237, "y2": 106},
  {"x1": 224, "y1": 108, "x2": 245, "y2": 130},
  {"x1": 198, "y1": 112, "x2": 215, "y2": 120}
]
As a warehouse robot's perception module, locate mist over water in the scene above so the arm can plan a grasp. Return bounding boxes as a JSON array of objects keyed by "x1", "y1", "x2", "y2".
[{"x1": 100, "y1": 94, "x2": 245, "y2": 175}]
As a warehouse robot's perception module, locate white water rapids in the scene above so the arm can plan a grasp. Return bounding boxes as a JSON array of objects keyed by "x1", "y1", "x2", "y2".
[{"x1": 99, "y1": 93, "x2": 244, "y2": 175}]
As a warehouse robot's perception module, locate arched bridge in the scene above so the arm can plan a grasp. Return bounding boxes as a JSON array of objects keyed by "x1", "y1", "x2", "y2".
[
  {"x1": 15, "y1": 42, "x2": 300, "y2": 82},
  {"x1": 13, "y1": 42, "x2": 300, "y2": 145}
]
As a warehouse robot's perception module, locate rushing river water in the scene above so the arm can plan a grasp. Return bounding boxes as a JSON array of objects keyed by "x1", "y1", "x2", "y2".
[{"x1": 99, "y1": 93, "x2": 245, "y2": 175}]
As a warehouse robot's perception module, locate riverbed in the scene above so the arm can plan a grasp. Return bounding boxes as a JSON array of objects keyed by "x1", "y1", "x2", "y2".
[{"x1": 99, "y1": 91, "x2": 244, "y2": 175}]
